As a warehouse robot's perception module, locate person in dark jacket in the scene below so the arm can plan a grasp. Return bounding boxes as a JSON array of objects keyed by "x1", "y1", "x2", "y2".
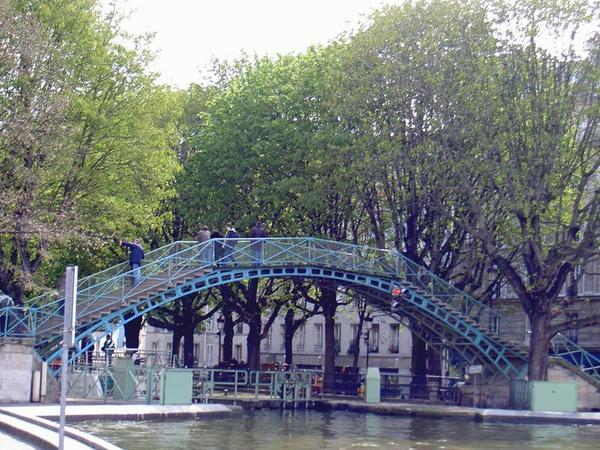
[
  {"x1": 223, "y1": 225, "x2": 239, "y2": 266},
  {"x1": 120, "y1": 239, "x2": 145, "y2": 286},
  {"x1": 210, "y1": 229, "x2": 224, "y2": 267},
  {"x1": 196, "y1": 226, "x2": 211, "y2": 265},
  {"x1": 249, "y1": 221, "x2": 268, "y2": 266}
]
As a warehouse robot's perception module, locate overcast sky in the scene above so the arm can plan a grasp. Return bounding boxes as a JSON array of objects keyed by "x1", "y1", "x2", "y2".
[{"x1": 102, "y1": 0, "x2": 404, "y2": 88}]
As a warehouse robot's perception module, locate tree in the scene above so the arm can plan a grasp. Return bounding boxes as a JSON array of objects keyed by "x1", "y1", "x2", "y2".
[
  {"x1": 0, "y1": 0, "x2": 180, "y2": 301},
  {"x1": 448, "y1": 1, "x2": 600, "y2": 380},
  {"x1": 147, "y1": 290, "x2": 220, "y2": 367},
  {"x1": 333, "y1": 0, "x2": 499, "y2": 384}
]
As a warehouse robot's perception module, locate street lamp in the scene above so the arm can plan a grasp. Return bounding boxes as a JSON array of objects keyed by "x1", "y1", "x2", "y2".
[
  {"x1": 216, "y1": 314, "x2": 225, "y2": 367},
  {"x1": 363, "y1": 316, "x2": 373, "y2": 371}
]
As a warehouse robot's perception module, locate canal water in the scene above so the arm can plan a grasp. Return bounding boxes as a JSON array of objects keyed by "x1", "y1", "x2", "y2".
[{"x1": 73, "y1": 409, "x2": 600, "y2": 450}]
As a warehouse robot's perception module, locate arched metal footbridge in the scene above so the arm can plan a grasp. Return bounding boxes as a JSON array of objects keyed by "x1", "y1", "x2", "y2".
[{"x1": 1, "y1": 238, "x2": 598, "y2": 382}]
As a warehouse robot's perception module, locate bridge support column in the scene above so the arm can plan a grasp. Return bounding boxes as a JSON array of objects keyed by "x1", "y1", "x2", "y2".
[{"x1": 0, "y1": 338, "x2": 36, "y2": 403}]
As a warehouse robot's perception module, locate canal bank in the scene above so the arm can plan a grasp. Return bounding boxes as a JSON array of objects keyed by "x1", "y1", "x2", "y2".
[
  {"x1": 318, "y1": 399, "x2": 600, "y2": 425},
  {"x1": 0, "y1": 403, "x2": 242, "y2": 449}
]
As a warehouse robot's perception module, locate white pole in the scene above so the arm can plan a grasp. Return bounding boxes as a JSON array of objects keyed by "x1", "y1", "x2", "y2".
[{"x1": 59, "y1": 265, "x2": 77, "y2": 450}]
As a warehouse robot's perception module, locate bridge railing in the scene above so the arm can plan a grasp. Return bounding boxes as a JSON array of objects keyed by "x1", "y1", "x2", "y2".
[
  {"x1": 0, "y1": 238, "x2": 580, "y2": 360},
  {"x1": 550, "y1": 333, "x2": 600, "y2": 381},
  {"x1": 1, "y1": 237, "x2": 502, "y2": 340},
  {"x1": 35, "y1": 241, "x2": 212, "y2": 336}
]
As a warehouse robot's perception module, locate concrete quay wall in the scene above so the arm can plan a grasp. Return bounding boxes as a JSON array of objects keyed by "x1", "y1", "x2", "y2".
[{"x1": 0, "y1": 338, "x2": 36, "y2": 404}]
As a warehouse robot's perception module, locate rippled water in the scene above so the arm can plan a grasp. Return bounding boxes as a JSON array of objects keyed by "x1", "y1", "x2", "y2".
[{"x1": 74, "y1": 409, "x2": 600, "y2": 450}]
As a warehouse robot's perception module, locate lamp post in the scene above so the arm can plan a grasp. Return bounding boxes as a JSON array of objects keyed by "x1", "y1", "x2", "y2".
[
  {"x1": 363, "y1": 316, "x2": 373, "y2": 372},
  {"x1": 216, "y1": 314, "x2": 224, "y2": 367}
]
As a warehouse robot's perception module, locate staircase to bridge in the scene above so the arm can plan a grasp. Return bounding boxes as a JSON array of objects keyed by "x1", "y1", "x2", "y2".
[{"x1": 1, "y1": 238, "x2": 598, "y2": 385}]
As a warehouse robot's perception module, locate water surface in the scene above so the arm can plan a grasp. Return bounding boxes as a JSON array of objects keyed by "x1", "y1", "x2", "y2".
[{"x1": 74, "y1": 409, "x2": 600, "y2": 450}]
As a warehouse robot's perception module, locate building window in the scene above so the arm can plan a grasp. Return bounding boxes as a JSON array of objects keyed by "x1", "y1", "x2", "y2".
[
  {"x1": 314, "y1": 323, "x2": 323, "y2": 350},
  {"x1": 296, "y1": 324, "x2": 305, "y2": 350},
  {"x1": 236, "y1": 322, "x2": 244, "y2": 335},
  {"x1": 389, "y1": 324, "x2": 400, "y2": 353},
  {"x1": 206, "y1": 344, "x2": 214, "y2": 367},
  {"x1": 166, "y1": 343, "x2": 172, "y2": 354},
  {"x1": 151, "y1": 342, "x2": 158, "y2": 351},
  {"x1": 235, "y1": 344, "x2": 243, "y2": 362},
  {"x1": 264, "y1": 326, "x2": 272, "y2": 350},
  {"x1": 566, "y1": 313, "x2": 579, "y2": 343},
  {"x1": 349, "y1": 324, "x2": 359, "y2": 353},
  {"x1": 489, "y1": 316, "x2": 500, "y2": 335},
  {"x1": 193, "y1": 344, "x2": 199, "y2": 361},
  {"x1": 206, "y1": 317, "x2": 214, "y2": 333},
  {"x1": 369, "y1": 324, "x2": 379, "y2": 353},
  {"x1": 581, "y1": 259, "x2": 600, "y2": 295},
  {"x1": 280, "y1": 324, "x2": 286, "y2": 351}
]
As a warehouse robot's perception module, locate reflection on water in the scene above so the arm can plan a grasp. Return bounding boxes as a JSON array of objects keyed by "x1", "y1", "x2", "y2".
[{"x1": 74, "y1": 409, "x2": 600, "y2": 450}]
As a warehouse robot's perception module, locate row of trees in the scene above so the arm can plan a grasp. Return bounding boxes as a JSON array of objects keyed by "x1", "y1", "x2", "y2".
[
  {"x1": 1, "y1": 0, "x2": 598, "y2": 382},
  {"x1": 172, "y1": 0, "x2": 600, "y2": 381}
]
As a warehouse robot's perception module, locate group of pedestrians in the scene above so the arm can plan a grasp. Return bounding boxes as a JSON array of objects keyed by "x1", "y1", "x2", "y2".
[
  {"x1": 117, "y1": 221, "x2": 268, "y2": 286},
  {"x1": 196, "y1": 224, "x2": 241, "y2": 266},
  {"x1": 196, "y1": 221, "x2": 267, "y2": 267}
]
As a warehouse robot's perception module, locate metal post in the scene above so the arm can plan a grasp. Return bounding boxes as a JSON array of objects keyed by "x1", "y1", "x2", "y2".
[
  {"x1": 146, "y1": 367, "x2": 152, "y2": 404},
  {"x1": 365, "y1": 330, "x2": 370, "y2": 371},
  {"x1": 473, "y1": 373, "x2": 477, "y2": 408},
  {"x1": 59, "y1": 266, "x2": 77, "y2": 450},
  {"x1": 217, "y1": 330, "x2": 222, "y2": 367}
]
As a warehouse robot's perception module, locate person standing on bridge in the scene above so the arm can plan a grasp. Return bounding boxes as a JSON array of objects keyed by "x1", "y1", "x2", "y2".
[
  {"x1": 196, "y1": 226, "x2": 211, "y2": 265},
  {"x1": 101, "y1": 333, "x2": 115, "y2": 365},
  {"x1": 120, "y1": 239, "x2": 145, "y2": 286},
  {"x1": 211, "y1": 229, "x2": 224, "y2": 267},
  {"x1": 249, "y1": 221, "x2": 268, "y2": 266},
  {"x1": 0, "y1": 291, "x2": 14, "y2": 333},
  {"x1": 223, "y1": 225, "x2": 239, "y2": 266}
]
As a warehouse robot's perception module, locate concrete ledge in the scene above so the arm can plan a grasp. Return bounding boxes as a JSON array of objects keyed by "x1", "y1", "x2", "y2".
[
  {"x1": 1, "y1": 403, "x2": 243, "y2": 423},
  {"x1": 0, "y1": 409, "x2": 120, "y2": 450},
  {"x1": 321, "y1": 400, "x2": 600, "y2": 425},
  {"x1": 0, "y1": 411, "x2": 100, "y2": 450}
]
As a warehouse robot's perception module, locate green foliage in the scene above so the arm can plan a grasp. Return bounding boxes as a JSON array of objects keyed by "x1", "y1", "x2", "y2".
[{"x1": 0, "y1": 0, "x2": 180, "y2": 298}]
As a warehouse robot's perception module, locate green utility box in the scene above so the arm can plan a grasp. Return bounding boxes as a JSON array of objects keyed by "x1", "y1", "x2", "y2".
[
  {"x1": 365, "y1": 367, "x2": 381, "y2": 404},
  {"x1": 112, "y1": 357, "x2": 136, "y2": 400},
  {"x1": 160, "y1": 369, "x2": 193, "y2": 405},
  {"x1": 510, "y1": 380, "x2": 577, "y2": 412},
  {"x1": 530, "y1": 381, "x2": 577, "y2": 412}
]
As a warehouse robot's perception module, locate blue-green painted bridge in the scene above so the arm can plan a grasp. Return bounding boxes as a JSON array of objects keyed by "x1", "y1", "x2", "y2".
[{"x1": 1, "y1": 238, "x2": 598, "y2": 382}]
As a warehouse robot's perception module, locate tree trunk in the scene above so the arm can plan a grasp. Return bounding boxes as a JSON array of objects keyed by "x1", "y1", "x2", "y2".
[
  {"x1": 183, "y1": 328, "x2": 194, "y2": 368},
  {"x1": 352, "y1": 320, "x2": 363, "y2": 369},
  {"x1": 321, "y1": 286, "x2": 337, "y2": 393},
  {"x1": 246, "y1": 325, "x2": 262, "y2": 370},
  {"x1": 223, "y1": 313, "x2": 234, "y2": 362},
  {"x1": 221, "y1": 285, "x2": 234, "y2": 362},
  {"x1": 410, "y1": 333, "x2": 428, "y2": 399},
  {"x1": 426, "y1": 345, "x2": 441, "y2": 377},
  {"x1": 171, "y1": 328, "x2": 182, "y2": 365},
  {"x1": 244, "y1": 279, "x2": 262, "y2": 370},
  {"x1": 284, "y1": 308, "x2": 294, "y2": 365},
  {"x1": 123, "y1": 312, "x2": 143, "y2": 355},
  {"x1": 528, "y1": 311, "x2": 551, "y2": 381}
]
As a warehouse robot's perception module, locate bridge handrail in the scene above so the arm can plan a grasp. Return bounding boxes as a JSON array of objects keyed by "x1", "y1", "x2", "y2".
[
  {"x1": 550, "y1": 333, "x2": 600, "y2": 379},
  {"x1": 5, "y1": 236, "x2": 599, "y2": 385},
  {"x1": 26, "y1": 241, "x2": 197, "y2": 309}
]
